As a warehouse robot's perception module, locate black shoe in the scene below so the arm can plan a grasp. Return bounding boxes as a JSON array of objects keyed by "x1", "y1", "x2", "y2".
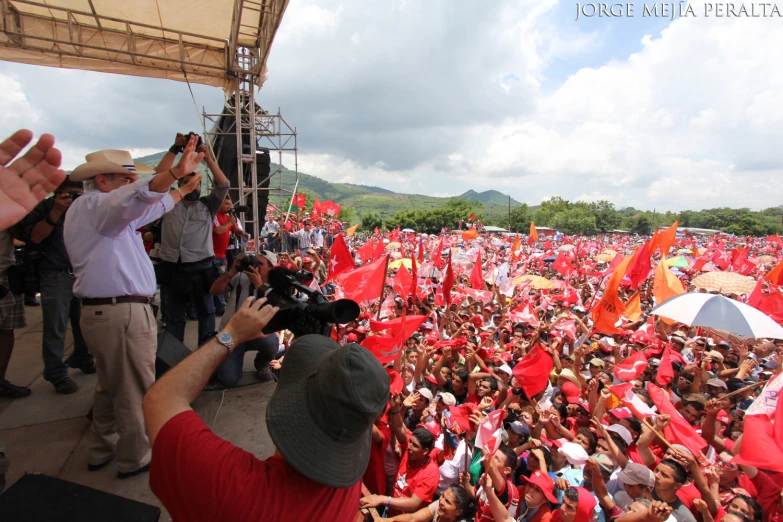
[
  {"x1": 256, "y1": 367, "x2": 276, "y2": 383},
  {"x1": 65, "y1": 356, "x2": 96, "y2": 374},
  {"x1": 117, "y1": 463, "x2": 150, "y2": 479},
  {"x1": 0, "y1": 380, "x2": 31, "y2": 398},
  {"x1": 53, "y1": 377, "x2": 79, "y2": 395},
  {"x1": 24, "y1": 296, "x2": 40, "y2": 306},
  {"x1": 88, "y1": 457, "x2": 113, "y2": 472}
]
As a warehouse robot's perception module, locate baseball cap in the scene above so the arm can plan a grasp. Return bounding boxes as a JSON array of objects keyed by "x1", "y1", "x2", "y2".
[
  {"x1": 595, "y1": 453, "x2": 615, "y2": 474},
  {"x1": 589, "y1": 358, "x2": 605, "y2": 368},
  {"x1": 706, "y1": 378, "x2": 728, "y2": 390},
  {"x1": 417, "y1": 388, "x2": 434, "y2": 401},
  {"x1": 437, "y1": 392, "x2": 457, "y2": 406},
  {"x1": 258, "y1": 249, "x2": 278, "y2": 266},
  {"x1": 648, "y1": 358, "x2": 661, "y2": 367},
  {"x1": 521, "y1": 470, "x2": 558, "y2": 504},
  {"x1": 609, "y1": 407, "x2": 633, "y2": 420},
  {"x1": 497, "y1": 364, "x2": 513, "y2": 375},
  {"x1": 561, "y1": 382, "x2": 582, "y2": 404},
  {"x1": 716, "y1": 340, "x2": 732, "y2": 349},
  {"x1": 683, "y1": 393, "x2": 707, "y2": 408},
  {"x1": 618, "y1": 462, "x2": 655, "y2": 488},
  {"x1": 558, "y1": 442, "x2": 590, "y2": 465},
  {"x1": 508, "y1": 421, "x2": 531, "y2": 438},
  {"x1": 605, "y1": 424, "x2": 633, "y2": 445},
  {"x1": 670, "y1": 331, "x2": 687, "y2": 344}
]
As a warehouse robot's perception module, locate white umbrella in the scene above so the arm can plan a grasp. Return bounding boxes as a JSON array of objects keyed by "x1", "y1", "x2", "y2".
[
  {"x1": 401, "y1": 228, "x2": 415, "y2": 233},
  {"x1": 651, "y1": 293, "x2": 783, "y2": 339}
]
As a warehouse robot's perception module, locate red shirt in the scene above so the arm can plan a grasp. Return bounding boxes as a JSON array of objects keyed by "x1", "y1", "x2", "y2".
[
  {"x1": 363, "y1": 421, "x2": 391, "y2": 495},
  {"x1": 150, "y1": 411, "x2": 362, "y2": 522},
  {"x1": 212, "y1": 213, "x2": 234, "y2": 259},
  {"x1": 390, "y1": 436, "x2": 440, "y2": 516}
]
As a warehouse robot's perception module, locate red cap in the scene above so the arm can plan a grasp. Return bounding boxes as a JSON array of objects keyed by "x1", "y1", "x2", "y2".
[
  {"x1": 561, "y1": 381, "x2": 582, "y2": 404},
  {"x1": 355, "y1": 326, "x2": 367, "y2": 334},
  {"x1": 521, "y1": 470, "x2": 558, "y2": 504},
  {"x1": 386, "y1": 368, "x2": 403, "y2": 395},
  {"x1": 426, "y1": 333, "x2": 439, "y2": 345},
  {"x1": 417, "y1": 418, "x2": 441, "y2": 437},
  {"x1": 425, "y1": 374, "x2": 439, "y2": 386},
  {"x1": 479, "y1": 331, "x2": 491, "y2": 341},
  {"x1": 471, "y1": 315, "x2": 483, "y2": 327},
  {"x1": 717, "y1": 410, "x2": 731, "y2": 424},
  {"x1": 347, "y1": 333, "x2": 358, "y2": 342},
  {"x1": 609, "y1": 407, "x2": 633, "y2": 420}
]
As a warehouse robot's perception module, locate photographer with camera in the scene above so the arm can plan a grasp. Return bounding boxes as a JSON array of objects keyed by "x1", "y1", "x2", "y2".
[
  {"x1": 22, "y1": 176, "x2": 95, "y2": 394},
  {"x1": 208, "y1": 250, "x2": 280, "y2": 385},
  {"x1": 157, "y1": 133, "x2": 230, "y2": 345}
]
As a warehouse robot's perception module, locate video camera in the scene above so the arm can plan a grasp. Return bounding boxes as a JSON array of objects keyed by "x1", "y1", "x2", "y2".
[
  {"x1": 256, "y1": 266, "x2": 360, "y2": 337},
  {"x1": 233, "y1": 251, "x2": 258, "y2": 272},
  {"x1": 228, "y1": 203, "x2": 250, "y2": 217}
]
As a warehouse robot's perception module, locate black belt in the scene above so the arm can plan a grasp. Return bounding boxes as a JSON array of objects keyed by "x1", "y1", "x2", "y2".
[{"x1": 82, "y1": 296, "x2": 154, "y2": 306}]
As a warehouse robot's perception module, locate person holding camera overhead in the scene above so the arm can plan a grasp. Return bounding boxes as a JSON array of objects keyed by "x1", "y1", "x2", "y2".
[
  {"x1": 22, "y1": 176, "x2": 96, "y2": 395},
  {"x1": 208, "y1": 249, "x2": 279, "y2": 386},
  {"x1": 64, "y1": 136, "x2": 204, "y2": 479},
  {"x1": 157, "y1": 133, "x2": 230, "y2": 346}
]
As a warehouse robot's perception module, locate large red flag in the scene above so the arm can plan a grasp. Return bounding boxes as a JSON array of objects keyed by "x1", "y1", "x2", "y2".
[
  {"x1": 656, "y1": 344, "x2": 675, "y2": 386},
  {"x1": 326, "y1": 234, "x2": 355, "y2": 281},
  {"x1": 372, "y1": 238, "x2": 386, "y2": 262},
  {"x1": 747, "y1": 280, "x2": 783, "y2": 323},
  {"x1": 393, "y1": 264, "x2": 413, "y2": 297},
  {"x1": 552, "y1": 252, "x2": 575, "y2": 277},
  {"x1": 418, "y1": 236, "x2": 425, "y2": 264},
  {"x1": 731, "y1": 246, "x2": 750, "y2": 271},
  {"x1": 625, "y1": 242, "x2": 652, "y2": 290},
  {"x1": 470, "y1": 252, "x2": 484, "y2": 290},
  {"x1": 733, "y1": 374, "x2": 783, "y2": 472},
  {"x1": 369, "y1": 314, "x2": 428, "y2": 336},
  {"x1": 592, "y1": 255, "x2": 633, "y2": 334},
  {"x1": 334, "y1": 255, "x2": 388, "y2": 303},
  {"x1": 647, "y1": 383, "x2": 708, "y2": 456},
  {"x1": 511, "y1": 345, "x2": 553, "y2": 399},
  {"x1": 475, "y1": 409, "x2": 508, "y2": 454},
  {"x1": 432, "y1": 236, "x2": 445, "y2": 269},
  {"x1": 356, "y1": 239, "x2": 375, "y2": 263},
  {"x1": 443, "y1": 251, "x2": 454, "y2": 306},
  {"x1": 312, "y1": 196, "x2": 322, "y2": 216},
  {"x1": 613, "y1": 350, "x2": 648, "y2": 381}
]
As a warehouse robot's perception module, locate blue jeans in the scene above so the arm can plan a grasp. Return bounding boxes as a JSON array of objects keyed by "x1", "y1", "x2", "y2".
[
  {"x1": 215, "y1": 334, "x2": 278, "y2": 387},
  {"x1": 39, "y1": 270, "x2": 92, "y2": 383}
]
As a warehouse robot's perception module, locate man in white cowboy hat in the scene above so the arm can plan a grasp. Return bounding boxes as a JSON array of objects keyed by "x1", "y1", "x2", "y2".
[
  {"x1": 142, "y1": 299, "x2": 389, "y2": 521},
  {"x1": 155, "y1": 134, "x2": 230, "y2": 346},
  {"x1": 64, "y1": 135, "x2": 203, "y2": 479}
]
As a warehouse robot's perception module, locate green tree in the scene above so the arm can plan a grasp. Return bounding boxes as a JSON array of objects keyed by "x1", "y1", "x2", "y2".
[
  {"x1": 337, "y1": 207, "x2": 357, "y2": 225},
  {"x1": 534, "y1": 197, "x2": 571, "y2": 226},
  {"x1": 508, "y1": 204, "x2": 531, "y2": 232},
  {"x1": 361, "y1": 212, "x2": 384, "y2": 232},
  {"x1": 588, "y1": 200, "x2": 621, "y2": 232},
  {"x1": 552, "y1": 206, "x2": 597, "y2": 235}
]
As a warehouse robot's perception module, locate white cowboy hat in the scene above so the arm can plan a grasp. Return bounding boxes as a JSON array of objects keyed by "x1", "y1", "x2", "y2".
[{"x1": 70, "y1": 149, "x2": 155, "y2": 181}]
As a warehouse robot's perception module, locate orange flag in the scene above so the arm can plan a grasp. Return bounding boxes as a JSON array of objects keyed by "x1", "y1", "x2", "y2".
[
  {"x1": 654, "y1": 256, "x2": 685, "y2": 325},
  {"x1": 651, "y1": 221, "x2": 679, "y2": 256},
  {"x1": 462, "y1": 228, "x2": 479, "y2": 241},
  {"x1": 765, "y1": 261, "x2": 783, "y2": 285},
  {"x1": 624, "y1": 291, "x2": 642, "y2": 322},
  {"x1": 528, "y1": 222, "x2": 539, "y2": 245},
  {"x1": 511, "y1": 234, "x2": 521, "y2": 262},
  {"x1": 346, "y1": 223, "x2": 359, "y2": 237},
  {"x1": 592, "y1": 255, "x2": 633, "y2": 334}
]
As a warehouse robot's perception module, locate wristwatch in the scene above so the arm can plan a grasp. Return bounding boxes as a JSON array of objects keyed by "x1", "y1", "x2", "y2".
[{"x1": 216, "y1": 331, "x2": 235, "y2": 353}]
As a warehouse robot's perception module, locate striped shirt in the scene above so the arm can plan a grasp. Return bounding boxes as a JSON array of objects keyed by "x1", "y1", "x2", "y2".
[{"x1": 290, "y1": 228, "x2": 313, "y2": 249}]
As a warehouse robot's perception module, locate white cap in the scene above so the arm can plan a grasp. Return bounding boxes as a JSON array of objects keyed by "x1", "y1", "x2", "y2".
[
  {"x1": 417, "y1": 388, "x2": 434, "y2": 401},
  {"x1": 558, "y1": 442, "x2": 589, "y2": 466},
  {"x1": 605, "y1": 424, "x2": 633, "y2": 446},
  {"x1": 497, "y1": 364, "x2": 513, "y2": 375}
]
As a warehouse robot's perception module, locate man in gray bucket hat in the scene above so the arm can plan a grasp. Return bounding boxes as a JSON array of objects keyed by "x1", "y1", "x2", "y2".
[{"x1": 143, "y1": 296, "x2": 389, "y2": 522}]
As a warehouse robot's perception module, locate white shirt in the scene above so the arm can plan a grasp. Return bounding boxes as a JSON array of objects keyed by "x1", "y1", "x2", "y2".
[{"x1": 433, "y1": 435, "x2": 471, "y2": 495}]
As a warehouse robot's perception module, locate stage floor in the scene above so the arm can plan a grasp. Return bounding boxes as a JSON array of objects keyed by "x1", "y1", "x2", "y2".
[{"x1": 0, "y1": 304, "x2": 278, "y2": 521}]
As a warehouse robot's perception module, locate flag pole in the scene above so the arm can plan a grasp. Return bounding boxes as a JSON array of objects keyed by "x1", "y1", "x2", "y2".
[
  {"x1": 376, "y1": 255, "x2": 391, "y2": 320},
  {"x1": 284, "y1": 178, "x2": 300, "y2": 225}
]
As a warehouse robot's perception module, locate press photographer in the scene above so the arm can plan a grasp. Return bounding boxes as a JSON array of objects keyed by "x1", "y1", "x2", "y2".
[
  {"x1": 22, "y1": 176, "x2": 95, "y2": 395},
  {"x1": 157, "y1": 133, "x2": 230, "y2": 345},
  {"x1": 208, "y1": 250, "x2": 280, "y2": 386}
]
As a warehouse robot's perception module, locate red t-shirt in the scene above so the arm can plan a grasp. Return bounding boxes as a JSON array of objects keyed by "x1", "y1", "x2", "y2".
[
  {"x1": 389, "y1": 436, "x2": 440, "y2": 516},
  {"x1": 212, "y1": 213, "x2": 234, "y2": 259},
  {"x1": 150, "y1": 411, "x2": 362, "y2": 522}
]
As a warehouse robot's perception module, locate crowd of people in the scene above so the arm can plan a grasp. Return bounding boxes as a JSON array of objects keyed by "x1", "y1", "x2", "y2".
[{"x1": 0, "y1": 128, "x2": 782, "y2": 522}]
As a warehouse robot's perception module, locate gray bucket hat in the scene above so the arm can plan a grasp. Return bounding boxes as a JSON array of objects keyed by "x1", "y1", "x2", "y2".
[{"x1": 266, "y1": 335, "x2": 389, "y2": 488}]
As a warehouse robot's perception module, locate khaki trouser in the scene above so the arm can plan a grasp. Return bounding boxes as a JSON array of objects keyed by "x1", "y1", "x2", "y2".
[{"x1": 80, "y1": 302, "x2": 156, "y2": 473}]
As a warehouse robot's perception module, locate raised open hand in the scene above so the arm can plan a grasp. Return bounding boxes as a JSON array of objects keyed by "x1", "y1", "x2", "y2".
[
  {"x1": 172, "y1": 134, "x2": 205, "y2": 178},
  {"x1": 0, "y1": 130, "x2": 66, "y2": 231}
]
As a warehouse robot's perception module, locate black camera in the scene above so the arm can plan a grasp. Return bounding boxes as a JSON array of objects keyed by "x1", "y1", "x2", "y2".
[
  {"x1": 66, "y1": 191, "x2": 81, "y2": 200},
  {"x1": 257, "y1": 267, "x2": 360, "y2": 337},
  {"x1": 186, "y1": 131, "x2": 203, "y2": 151},
  {"x1": 234, "y1": 251, "x2": 258, "y2": 272}
]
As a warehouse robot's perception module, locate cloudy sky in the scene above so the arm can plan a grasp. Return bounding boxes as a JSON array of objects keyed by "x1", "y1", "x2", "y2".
[{"x1": 1, "y1": 0, "x2": 781, "y2": 211}]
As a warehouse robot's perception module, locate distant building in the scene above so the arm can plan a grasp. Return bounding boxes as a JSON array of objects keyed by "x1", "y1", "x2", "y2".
[
  {"x1": 676, "y1": 227, "x2": 721, "y2": 236},
  {"x1": 610, "y1": 229, "x2": 632, "y2": 235},
  {"x1": 535, "y1": 226, "x2": 557, "y2": 237}
]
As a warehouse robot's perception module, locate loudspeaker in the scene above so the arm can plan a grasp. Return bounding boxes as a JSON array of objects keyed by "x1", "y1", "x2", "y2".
[
  {"x1": 155, "y1": 330, "x2": 193, "y2": 378},
  {"x1": 0, "y1": 473, "x2": 161, "y2": 521}
]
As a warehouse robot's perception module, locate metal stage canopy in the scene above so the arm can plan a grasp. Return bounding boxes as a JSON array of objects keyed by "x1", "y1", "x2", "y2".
[{"x1": 0, "y1": 0, "x2": 297, "y2": 243}]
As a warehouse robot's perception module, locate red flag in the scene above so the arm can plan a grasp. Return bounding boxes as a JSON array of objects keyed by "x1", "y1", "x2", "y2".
[
  {"x1": 418, "y1": 236, "x2": 425, "y2": 264},
  {"x1": 443, "y1": 251, "x2": 454, "y2": 306},
  {"x1": 292, "y1": 193, "x2": 306, "y2": 209},
  {"x1": 470, "y1": 252, "x2": 484, "y2": 290},
  {"x1": 731, "y1": 246, "x2": 750, "y2": 271},
  {"x1": 552, "y1": 252, "x2": 575, "y2": 277},
  {"x1": 711, "y1": 247, "x2": 731, "y2": 270},
  {"x1": 511, "y1": 345, "x2": 553, "y2": 398},
  {"x1": 553, "y1": 319, "x2": 577, "y2": 341},
  {"x1": 656, "y1": 344, "x2": 675, "y2": 386},
  {"x1": 528, "y1": 222, "x2": 539, "y2": 245},
  {"x1": 356, "y1": 239, "x2": 375, "y2": 263},
  {"x1": 475, "y1": 409, "x2": 508, "y2": 454},
  {"x1": 747, "y1": 280, "x2": 783, "y2": 323},
  {"x1": 613, "y1": 350, "x2": 648, "y2": 381},
  {"x1": 369, "y1": 314, "x2": 428, "y2": 336},
  {"x1": 372, "y1": 239, "x2": 385, "y2": 262},
  {"x1": 625, "y1": 242, "x2": 652, "y2": 290},
  {"x1": 652, "y1": 221, "x2": 678, "y2": 256},
  {"x1": 765, "y1": 262, "x2": 783, "y2": 285},
  {"x1": 334, "y1": 255, "x2": 388, "y2": 303},
  {"x1": 410, "y1": 254, "x2": 419, "y2": 296},
  {"x1": 432, "y1": 236, "x2": 445, "y2": 269},
  {"x1": 611, "y1": 383, "x2": 658, "y2": 419},
  {"x1": 469, "y1": 213, "x2": 476, "y2": 221},
  {"x1": 509, "y1": 301, "x2": 540, "y2": 328},
  {"x1": 373, "y1": 226, "x2": 380, "y2": 238},
  {"x1": 393, "y1": 264, "x2": 413, "y2": 296},
  {"x1": 326, "y1": 234, "x2": 355, "y2": 281},
  {"x1": 647, "y1": 383, "x2": 708, "y2": 456},
  {"x1": 733, "y1": 397, "x2": 783, "y2": 472},
  {"x1": 311, "y1": 196, "x2": 322, "y2": 216}
]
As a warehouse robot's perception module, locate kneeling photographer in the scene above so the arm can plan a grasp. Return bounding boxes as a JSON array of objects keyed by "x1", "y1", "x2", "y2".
[{"x1": 209, "y1": 250, "x2": 279, "y2": 386}]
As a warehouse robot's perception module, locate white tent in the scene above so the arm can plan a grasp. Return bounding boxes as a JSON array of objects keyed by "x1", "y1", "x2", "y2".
[
  {"x1": 483, "y1": 225, "x2": 508, "y2": 233},
  {"x1": 0, "y1": 0, "x2": 289, "y2": 90}
]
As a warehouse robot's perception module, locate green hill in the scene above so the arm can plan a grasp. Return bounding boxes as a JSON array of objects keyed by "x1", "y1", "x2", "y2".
[{"x1": 133, "y1": 151, "x2": 522, "y2": 221}]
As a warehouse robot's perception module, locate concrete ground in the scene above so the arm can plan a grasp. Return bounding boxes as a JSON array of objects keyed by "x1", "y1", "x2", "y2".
[{"x1": 0, "y1": 304, "x2": 277, "y2": 521}]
